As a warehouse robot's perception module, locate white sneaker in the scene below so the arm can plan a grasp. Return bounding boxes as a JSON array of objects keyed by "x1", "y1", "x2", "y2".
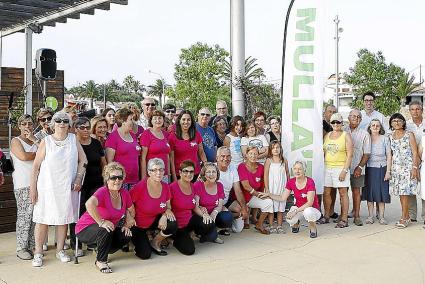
[
  {"x1": 32, "y1": 253, "x2": 43, "y2": 267},
  {"x1": 75, "y1": 249, "x2": 84, "y2": 257},
  {"x1": 56, "y1": 250, "x2": 71, "y2": 263},
  {"x1": 42, "y1": 244, "x2": 48, "y2": 251}
]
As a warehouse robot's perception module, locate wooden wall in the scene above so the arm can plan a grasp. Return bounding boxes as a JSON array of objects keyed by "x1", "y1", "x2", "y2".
[{"x1": 0, "y1": 67, "x2": 64, "y2": 233}]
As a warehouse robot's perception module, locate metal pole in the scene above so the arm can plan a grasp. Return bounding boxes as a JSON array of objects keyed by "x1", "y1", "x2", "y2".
[
  {"x1": 230, "y1": 0, "x2": 245, "y2": 117},
  {"x1": 334, "y1": 15, "x2": 340, "y2": 110},
  {"x1": 25, "y1": 27, "x2": 33, "y2": 115},
  {"x1": 103, "y1": 85, "x2": 106, "y2": 110},
  {"x1": 161, "y1": 79, "x2": 165, "y2": 108},
  {"x1": 43, "y1": 80, "x2": 47, "y2": 108},
  {"x1": 229, "y1": 0, "x2": 233, "y2": 102}
]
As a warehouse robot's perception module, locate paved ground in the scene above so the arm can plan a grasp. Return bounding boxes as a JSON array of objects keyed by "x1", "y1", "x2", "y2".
[{"x1": 1, "y1": 200, "x2": 425, "y2": 284}]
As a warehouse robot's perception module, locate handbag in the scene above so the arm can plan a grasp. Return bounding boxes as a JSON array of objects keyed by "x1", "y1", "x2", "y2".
[{"x1": 0, "y1": 154, "x2": 14, "y2": 174}]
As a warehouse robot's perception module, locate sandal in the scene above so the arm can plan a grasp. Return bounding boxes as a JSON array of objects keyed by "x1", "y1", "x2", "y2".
[
  {"x1": 335, "y1": 220, "x2": 348, "y2": 228},
  {"x1": 243, "y1": 223, "x2": 250, "y2": 230},
  {"x1": 396, "y1": 219, "x2": 410, "y2": 229},
  {"x1": 254, "y1": 226, "x2": 270, "y2": 235},
  {"x1": 291, "y1": 221, "x2": 300, "y2": 233},
  {"x1": 317, "y1": 217, "x2": 329, "y2": 224},
  {"x1": 379, "y1": 218, "x2": 387, "y2": 225},
  {"x1": 96, "y1": 261, "x2": 112, "y2": 274},
  {"x1": 276, "y1": 226, "x2": 285, "y2": 234},
  {"x1": 309, "y1": 229, "x2": 318, "y2": 238},
  {"x1": 365, "y1": 217, "x2": 374, "y2": 224}
]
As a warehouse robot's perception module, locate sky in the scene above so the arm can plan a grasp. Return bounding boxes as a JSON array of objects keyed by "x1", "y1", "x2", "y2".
[{"x1": 2, "y1": 0, "x2": 425, "y2": 88}]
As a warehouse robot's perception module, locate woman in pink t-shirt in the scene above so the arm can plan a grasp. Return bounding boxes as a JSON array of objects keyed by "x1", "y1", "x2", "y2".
[
  {"x1": 130, "y1": 158, "x2": 176, "y2": 259},
  {"x1": 237, "y1": 146, "x2": 273, "y2": 234},
  {"x1": 140, "y1": 110, "x2": 171, "y2": 183},
  {"x1": 105, "y1": 108, "x2": 141, "y2": 189},
  {"x1": 76, "y1": 162, "x2": 136, "y2": 273},
  {"x1": 170, "y1": 160, "x2": 214, "y2": 255},
  {"x1": 169, "y1": 110, "x2": 207, "y2": 182},
  {"x1": 194, "y1": 163, "x2": 233, "y2": 242},
  {"x1": 261, "y1": 160, "x2": 321, "y2": 238}
]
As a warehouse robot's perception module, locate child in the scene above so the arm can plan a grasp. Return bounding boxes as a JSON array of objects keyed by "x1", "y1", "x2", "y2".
[
  {"x1": 223, "y1": 116, "x2": 245, "y2": 168},
  {"x1": 264, "y1": 141, "x2": 289, "y2": 233}
]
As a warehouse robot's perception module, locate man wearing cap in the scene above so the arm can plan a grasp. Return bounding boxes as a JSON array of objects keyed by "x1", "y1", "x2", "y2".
[
  {"x1": 344, "y1": 109, "x2": 371, "y2": 226},
  {"x1": 196, "y1": 107, "x2": 217, "y2": 162}
]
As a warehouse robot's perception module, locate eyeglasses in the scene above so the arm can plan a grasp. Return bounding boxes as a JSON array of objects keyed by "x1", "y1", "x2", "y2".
[
  {"x1": 77, "y1": 125, "x2": 90, "y2": 130},
  {"x1": 151, "y1": 116, "x2": 164, "y2": 121},
  {"x1": 145, "y1": 103, "x2": 156, "y2": 107},
  {"x1": 149, "y1": 168, "x2": 165, "y2": 173},
  {"x1": 181, "y1": 169, "x2": 194, "y2": 175},
  {"x1": 109, "y1": 175, "x2": 124, "y2": 181},
  {"x1": 54, "y1": 118, "x2": 70, "y2": 124},
  {"x1": 391, "y1": 119, "x2": 403, "y2": 124},
  {"x1": 165, "y1": 109, "x2": 176, "y2": 114},
  {"x1": 39, "y1": 116, "x2": 52, "y2": 122},
  {"x1": 205, "y1": 170, "x2": 217, "y2": 175},
  {"x1": 330, "y1": 120, "x2": 342, "y2": 125},
  {"x1": 348, "y1": 115, "x2": 361, "y2": 119},
  {"x1": 200, "y1": 113, "x2": 211, "y2": 117}
]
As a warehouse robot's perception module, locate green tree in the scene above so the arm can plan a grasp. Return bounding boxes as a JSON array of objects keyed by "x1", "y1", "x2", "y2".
[
  {"x1": 172, "y1": 42, "x2": 230, "y2": 112},
  {"x1": 223, "y1": 56, "x2": 265, "y2": 83},
  {"x1": 147, "y1": 79, "x2": 167, "y2": 108},
  {"x1": 344, "y1": 49, "x2": 406, "y2": 116},
  {"x1": 395, "y1": 73, "x2": 421, "y2": 105}
]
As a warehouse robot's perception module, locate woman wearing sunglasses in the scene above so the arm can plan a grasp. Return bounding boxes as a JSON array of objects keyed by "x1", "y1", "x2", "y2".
[
  {"x1": 131, "y1": 158, "x2": 177, "y2": 259},
  {"x1": 10, "y1": 115, "x2": 38, "y2": 260},
  {"x1": 30, "y1": 111, "x2": 88, "y2": 267},
  {"x1": 69, "y1": 117, "x2": 107, "y2": 256},
  {"x1": 170, "y1": 160, "x2": 215, "y2": 255},
  {"x1": 76, "y1": 162, "x2": 135, "y2": 273},
  {"x1": 33, "y1": 108, "x2": 54, "y2": 144},
  {"x1": 322, "y1": 113, "x2": 353, "y2": 228}
]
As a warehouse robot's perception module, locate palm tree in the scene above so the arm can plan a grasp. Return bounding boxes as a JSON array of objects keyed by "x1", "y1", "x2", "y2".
[
  {"x1": 147, "y1": 79, "x2": 167, "y2": 108},
  {"x1": 395, "y1": 73, "x2": 421, "y2": 106},
  {"x1": 123, "y1": 75, "x2": 145, "y2": 95},
  {"x1": 224, "y1": 56, "x2": 265, "y2": 83},
  {"x1": 81, "y1": 80, "x2": 100, "y2": 109}
]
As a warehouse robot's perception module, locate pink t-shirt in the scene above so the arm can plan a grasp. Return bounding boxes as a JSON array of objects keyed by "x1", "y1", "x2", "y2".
[
  {"x1": 130, "y1": 178, "x2": 171, "y2": 229},
  {"x1": 168, "y1": 131, "x2": 203, "y2": 175},
  {"x1": 112, "y1": 124, "x2": 144, "y2": 139},
  {"x1": 105, "y1": 130, "x2": 141, "y2": 184},
  {"x1": 75, "y1": 186, "x2": 133, "y2": 234},
  {"x1": 237, "y1": 163, "x2": 264, "y2": 203},
  {"x1": 286, "y1": 177, "x2": 320, "y2": 210},
  {"x1": 193, "y1": 181, "x2": 225, "y2": 214},
  {"x1": 170, "y1": 181, "x2": 196, "y2": 228},
  {"x1": 139, "y1": 129, "x2": 171, "y2": 175}
]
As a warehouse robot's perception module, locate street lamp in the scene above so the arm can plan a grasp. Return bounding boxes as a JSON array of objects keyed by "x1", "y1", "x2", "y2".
[
  {"x1": 148, "y1": 70, "x2": 165, "y2": 108},
  {"x1": 334, "y1": 15, "x2": 343, "y2": 110}
]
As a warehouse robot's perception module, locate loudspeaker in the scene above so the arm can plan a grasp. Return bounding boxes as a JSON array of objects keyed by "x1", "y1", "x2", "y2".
[{"x1": 35, "y1": 48, "x2": 57, "y2": 80}]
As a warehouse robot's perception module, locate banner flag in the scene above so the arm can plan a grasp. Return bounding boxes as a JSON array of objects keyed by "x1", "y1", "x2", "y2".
[{"x1": 281, "y1": 1, "x2": 325, "y2": 193}]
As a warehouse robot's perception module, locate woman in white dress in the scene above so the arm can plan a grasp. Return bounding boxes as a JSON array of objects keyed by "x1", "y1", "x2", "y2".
[{"x1": 30, "y1": 111, "x2": 87, "y2": 267}]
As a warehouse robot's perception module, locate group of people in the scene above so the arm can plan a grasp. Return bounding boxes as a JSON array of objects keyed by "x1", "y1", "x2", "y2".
[{"x1": 3, "y1": 91, "x2": 425, "y2": 273}]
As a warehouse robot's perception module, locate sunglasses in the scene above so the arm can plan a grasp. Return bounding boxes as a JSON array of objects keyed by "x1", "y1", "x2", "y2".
[
  {"x1": 54, "y1": 118, "x2": 70, "y2": 124},
  {"x1": 330, "y1": 120, "x2": 342, "y2": 125},
  {"x1": 181, "y1": 169, "x2": 194, "y2": 175},
  {"x1": 78, "y1": 125, "x2": 90, "y2": 130},
  {"x1": 200, "y1": 113, "x2": 211, "y2": 117},
  {"x1": 165, "y1": 109, "x2": 176, "y2": 114},
  {"x1": 109, "y1": 175, "x2": 124, "y2": 181},
  {"x1": 149, "y1": 168, "x2": 165, "y2": 173},
  {"x1": 39, "y1": 116, "x2": 52, "y2": 122},
  {"x1": 145, "y1": 103, "x2": 156, "y2": 107}
]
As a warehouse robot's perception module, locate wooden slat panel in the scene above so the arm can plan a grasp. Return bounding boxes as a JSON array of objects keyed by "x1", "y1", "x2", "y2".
[{"x1": 0, "y1": 223, "x2": 16, "y2": 234}]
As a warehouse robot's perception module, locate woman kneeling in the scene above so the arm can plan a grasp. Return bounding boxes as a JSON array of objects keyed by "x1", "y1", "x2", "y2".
[
  {"x1": 131, "y1": 158, "x2": 177, "y2": 259},
  {"x1": 75, "y1": 162, "x2": 135, "y2": 273},
  {"x1": 262, "y1": 160, "x2": 321, "y2": 238}
]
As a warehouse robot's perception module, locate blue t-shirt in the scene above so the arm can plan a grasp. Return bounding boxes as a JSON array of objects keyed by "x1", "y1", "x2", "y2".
[{"x1": 196, "y1": 123, "x2": 217, "y2": 162}]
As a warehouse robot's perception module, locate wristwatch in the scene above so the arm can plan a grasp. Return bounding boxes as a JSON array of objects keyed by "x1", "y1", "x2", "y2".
[
  {"x1": 358, "y1": 165, "x2": 365, "y2": 171},
  {"x1": 343, "y1": 168, "x2": 349, "y2": 173}
]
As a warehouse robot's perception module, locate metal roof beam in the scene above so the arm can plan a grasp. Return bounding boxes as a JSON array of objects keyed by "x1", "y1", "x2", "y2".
[
  {"x1": 0, "y1": 0, "x2": 67, "y2": 9},
  {"x1": 1, "y1": 0, "x2": 125, "y2": 37}
]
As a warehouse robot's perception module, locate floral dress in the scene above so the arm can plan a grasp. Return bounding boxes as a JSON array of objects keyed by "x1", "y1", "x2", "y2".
[{"x1": 389, "y1": 132, "x2": 417, "y2": 196}]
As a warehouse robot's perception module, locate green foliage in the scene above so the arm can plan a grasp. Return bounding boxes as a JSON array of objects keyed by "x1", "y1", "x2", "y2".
[
  {"x1": 344, "y1": 49, "x2": 408, "y2": 116},
  {"x1": 172, "y1": 42, "x2": 230, "y2": 113}
]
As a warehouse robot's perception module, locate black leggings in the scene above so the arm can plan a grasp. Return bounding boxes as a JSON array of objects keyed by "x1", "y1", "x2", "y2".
[
  {"x1": 131, "y1": 216, "x2": 177, "y2": 260},
  {"x1": 173, "y1": 214, "x2": 215, "y2": 256},
  {"x1": 76, "y1": 224, "x2": 131, "y2": 262}
]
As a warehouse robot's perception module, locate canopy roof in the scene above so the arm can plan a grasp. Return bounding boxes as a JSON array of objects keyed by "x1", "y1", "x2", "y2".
[{"x1": 0, "y1": 0, "x2": 128, "y2": 37}]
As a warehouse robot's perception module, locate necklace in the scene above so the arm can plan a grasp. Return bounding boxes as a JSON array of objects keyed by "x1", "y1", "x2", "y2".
[
  {"x1": 110, "y1": 191, "x2": 120, "y2": 199},
  {"x1": 52, "y1": 135, "x2": 68, "y2": 147}
]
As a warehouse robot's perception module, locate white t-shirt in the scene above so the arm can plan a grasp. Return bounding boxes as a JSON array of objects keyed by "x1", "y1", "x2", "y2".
[
  {"x1": 218, "y1": 164, "x2": 240, "y2": 204},
  {"x1": 241, "y1": 135, "x2": 269, "y2": 164},
  {"x1": 359, "y1": 110, "x2": 386, "y2": 130}
]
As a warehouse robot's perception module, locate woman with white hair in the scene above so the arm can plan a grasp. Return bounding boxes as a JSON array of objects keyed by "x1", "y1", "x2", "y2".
[
  {"x1": 130, "y1": 158, "x2": 177, "y2": 259},
  {"x1": 261, "y1": 160, "x2": 321, "y2": 238},
  {"x1": 30, "y1": 111, "x2": 88, "y2": 267}
]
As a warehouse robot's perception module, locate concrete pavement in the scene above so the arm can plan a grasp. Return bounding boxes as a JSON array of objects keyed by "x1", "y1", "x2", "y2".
[{"x1": 1, "y1": 200, "x2": 425, "y2": 284}]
